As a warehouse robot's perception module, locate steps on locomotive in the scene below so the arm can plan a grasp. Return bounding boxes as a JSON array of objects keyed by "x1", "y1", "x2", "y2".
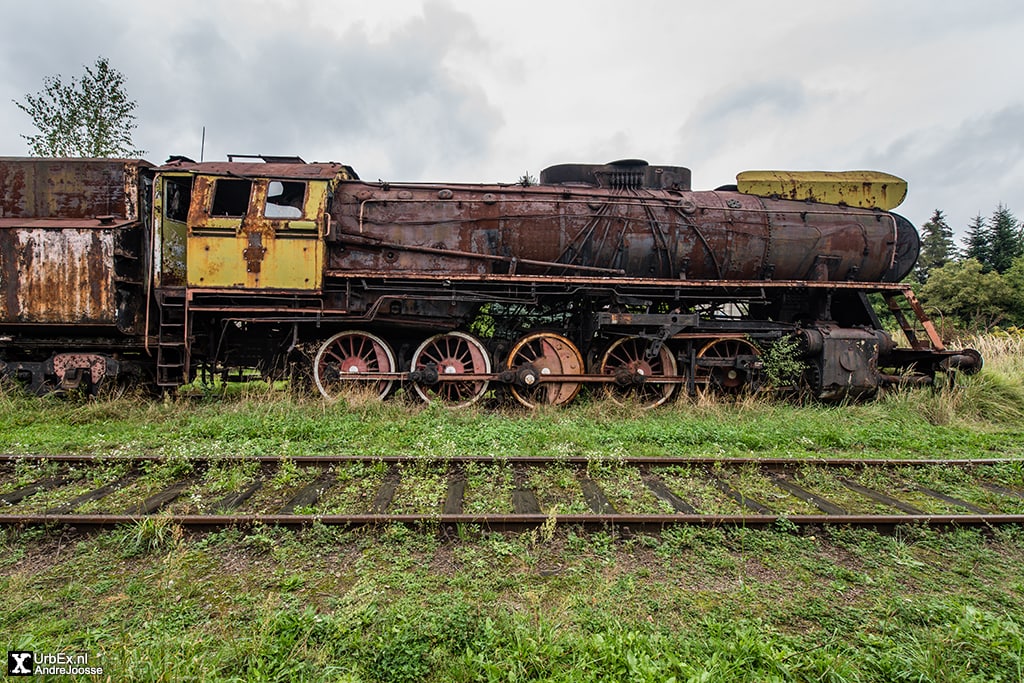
[
  {"x1": 156, "y1": 296, "x2": 189, "y2": 386},
  {"x1": 884, "y1": 288, "x2": 941, "y2": 351}
]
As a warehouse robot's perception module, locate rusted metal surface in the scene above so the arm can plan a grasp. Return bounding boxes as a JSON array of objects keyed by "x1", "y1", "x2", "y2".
[
  {"x1": 7, "y1": 453, "x2": 1018, "y2": 467},
  {"x1": 0, "y1": 158, "x2": 148, "y2": 335},
  {"x1": 157, "y1": 158, "x2": 355, "y2": 181},
  {"x1": 321, "y1": 270, "x2": 916, "y2": 291},
  {"x1": 152, "y1": 159, "x2": 355, "y2": 291},
  {"x1": 798, "y1": 325, "x2": 891, "y2": 400},
  {"x1": 0, "y1": 218, "x2": 127, "y2": 325},
  {"x1": 540, "y1": 161, "x2": 692, "y2": 190},
  {"x1": 52, "y1": 353, "x2": 111, "y2": 385},
  {"x1": 899, "y1": 286, "x2": 945, "y2": 350},
  {"x1": 152, "y1": 173, "x2": 190, "y2": 287},
  {"x1": 0, "y1": 157, "x2": 150, "y2": 220},
  {"x1": 185, "y1": 167, "x2": 341, "y2": 290},
  {"x1": 328, "y1": 162, "x2": 916, "y2": 283}
]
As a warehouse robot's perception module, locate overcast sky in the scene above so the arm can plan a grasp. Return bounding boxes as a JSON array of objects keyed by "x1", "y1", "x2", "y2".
[{"x1": 2, "y1": 1, "x2": 1022, "y2": 238}]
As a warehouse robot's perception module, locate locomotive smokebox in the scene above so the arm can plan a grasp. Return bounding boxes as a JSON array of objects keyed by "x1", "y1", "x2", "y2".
[
  {"x1": 540, "y1": 159, "x2": 691, "y2": 191},
  {"x1": 883, "y1": 212, "x2": 922, "y2": 282}
]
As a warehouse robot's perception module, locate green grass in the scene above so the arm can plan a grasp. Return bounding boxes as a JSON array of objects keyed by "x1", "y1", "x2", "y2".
[
  {"x1": 0, "y1": 375, "x2": 1021, "y2": 460},
  {"x1": 1, "y1": 338, "x2": 1023, "y2": 680},
  {"x1": 2, "y1": 523, "x2": 1023, "y2": 681}
]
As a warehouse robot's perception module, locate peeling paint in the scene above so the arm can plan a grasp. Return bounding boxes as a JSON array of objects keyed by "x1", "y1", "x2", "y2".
[{"x1": 0, "y1": 223, "x2": 118, "y2": 324}]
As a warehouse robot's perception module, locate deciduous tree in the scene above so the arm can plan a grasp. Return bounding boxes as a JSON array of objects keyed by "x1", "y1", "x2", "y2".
[
  {"x1": 919, "y1": 258, "x2": 1019, "y2": 330},
  {"x1": 14, "y1": 57, "x2": 143, "y2": 157}
]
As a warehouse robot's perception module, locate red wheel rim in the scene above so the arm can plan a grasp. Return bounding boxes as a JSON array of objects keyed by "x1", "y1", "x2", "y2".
[
  {"x1": 599, "y1": 337, "x2": 677, "y2": 408},
  {"x1": 314, "y1": 331, "x2": 396, "y2": 400},
  {"x1": 411, "y1": 332, "x2": 491, "y2": 407}
]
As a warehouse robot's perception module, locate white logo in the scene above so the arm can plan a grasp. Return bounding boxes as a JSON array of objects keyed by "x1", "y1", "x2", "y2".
[
  {"x1": 7, "y1": 649, "x2": 102, "y2": 676},
  {"x1": 8, "y1": 651, "x2": 33, "y2": 675}
]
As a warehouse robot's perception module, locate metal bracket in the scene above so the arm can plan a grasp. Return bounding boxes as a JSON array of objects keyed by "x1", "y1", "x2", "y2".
[
  {"x1": 243, "y1": 232, "x2": 267, "y2": 273},
  {"x1": 595, "y1": 312, "x2": 699, "y2": 358}
]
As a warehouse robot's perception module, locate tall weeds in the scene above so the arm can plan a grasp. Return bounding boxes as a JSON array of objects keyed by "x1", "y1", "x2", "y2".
[{"x1": 878, "y1": 332, "x2": 1024, "y2": 426}]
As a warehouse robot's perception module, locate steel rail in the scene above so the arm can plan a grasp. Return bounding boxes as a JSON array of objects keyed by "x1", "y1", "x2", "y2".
[{"x1": 3, "y1": 455, "x2": 1022, "y2": 532}]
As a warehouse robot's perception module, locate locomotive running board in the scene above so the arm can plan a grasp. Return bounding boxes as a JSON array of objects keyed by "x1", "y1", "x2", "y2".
[{"x1": 323, "y1": 271, "x2": 914, "y2": 291}]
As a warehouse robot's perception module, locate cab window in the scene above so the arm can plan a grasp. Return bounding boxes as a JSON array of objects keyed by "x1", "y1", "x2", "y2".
[
  {"x1": 164, "y1": 177, "x2": 193, "y2": 222},
  {"x1": 211, "y1": 179, "x2": 252, "y2": 216},
  {"x1": 265, "y1": 180, "x2": 306, "y2": 218}
]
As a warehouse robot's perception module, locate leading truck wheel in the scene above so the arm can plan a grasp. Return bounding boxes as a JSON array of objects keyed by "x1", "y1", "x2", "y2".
[
  {"x1": 599, "y1": 336, "x2": 678, "y2": 409},
  {"x1": 506, "y1": 332, "x2": 584, "y2": 408},
  {"x1": 314, "y1": 331, "x2": 397, "y2": 401},
  {"x1": 411, "y1": 332, "x2": 491, "y2": 408}
]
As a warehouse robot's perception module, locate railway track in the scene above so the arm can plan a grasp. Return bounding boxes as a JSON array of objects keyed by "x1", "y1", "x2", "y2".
[{"x1": 2, "y1": 454, "x2": 1023, "y2": 531}]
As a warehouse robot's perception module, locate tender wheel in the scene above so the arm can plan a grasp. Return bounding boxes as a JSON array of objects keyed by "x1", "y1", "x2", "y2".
[
  {"x1": 694, "y1": 338, "x2": 761, "y2": 394},
  {"x1": 506, "y1": 332, "x2": 584, "y2": 408},
  {"x1": 599, "y1": 336, "x2": 678, "y2": 408},
  {"x1": 314, "y1": 331, "x2": 397, "y2": 401},
  {"x1": 411, "y1": 332, "x2": 491, "y2": 407}
]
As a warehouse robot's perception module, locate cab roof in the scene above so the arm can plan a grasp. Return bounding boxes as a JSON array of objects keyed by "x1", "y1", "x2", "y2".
[{"x1": 157, "y1": 158, "x2": 358, "y2": 181}]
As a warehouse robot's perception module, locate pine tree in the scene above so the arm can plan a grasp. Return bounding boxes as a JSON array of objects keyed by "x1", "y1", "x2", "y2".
[
  {"x1": 987, "y1": 204, "x2": 1023, "y2": 274},
  {"x1": 14, "y1": 57, "x2": 143, "y2": 157},
  {"x1": 962, "y1": 214, "x2": 991, "y2": 268},
  {"x1": 914, "y1": 209, "x2": 956, "y2": 283}
]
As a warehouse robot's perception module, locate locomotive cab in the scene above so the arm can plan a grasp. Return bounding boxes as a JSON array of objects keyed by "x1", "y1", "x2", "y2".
[{"x1": 153, "y1": 157, "x2": 355, "y2": 291}]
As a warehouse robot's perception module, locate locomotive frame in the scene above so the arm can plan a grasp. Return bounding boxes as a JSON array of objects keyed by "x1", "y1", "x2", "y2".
[{"x1": 0, "y1": 156, "x2": 981, "y2": 407}]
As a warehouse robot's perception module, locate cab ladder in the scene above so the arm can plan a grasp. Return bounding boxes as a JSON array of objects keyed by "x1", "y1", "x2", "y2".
[{"x1": 156, "y1": 292, "x2": 190, "y2": 387}]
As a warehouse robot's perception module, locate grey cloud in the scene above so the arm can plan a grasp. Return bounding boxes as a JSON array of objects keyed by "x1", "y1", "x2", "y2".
[
  {"x1": 690, "y1": 80, "x2": 809, "y2": 129},
  {"x1": 866, "y1": 105, "x2": 1024, "y2": 188},
  {"x1": 865, "y1": 105, "x2": 1024, "y2": 230},
  {"x1": 674, "y1": 79, "x2": 813, "y2": 162},
  {"x1": 1, "y1": 1, "x2": 502, "y2": 178},
  {"x1": 131, "y1": 1, "x2": 501, "y2": 176}
]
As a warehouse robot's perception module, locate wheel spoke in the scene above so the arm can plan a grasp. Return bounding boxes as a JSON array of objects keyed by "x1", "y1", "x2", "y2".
[
  {"x1": 314, "y1": 331, "x2": 396, "y2": 401},
  {"x1": 599, "y1": 337, "x2": 677, "y2": 409},
  {"x1": 411, "y1": 332, "x2": 491, "y2": 408},
  {"x1": 695, "y1": 338, "x2": 761, "y2": 394},
  {"x1": 506, "y1": 332, "x2": 583, "y2": 409}
]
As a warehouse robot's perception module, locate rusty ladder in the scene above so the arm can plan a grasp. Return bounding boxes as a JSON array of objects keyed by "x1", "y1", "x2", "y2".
[
  {"x1": 155, "y1": 294, "x2": 189, "y2": 387},
  {"x1": 884, "y1": 287, "x2": 945, "y2": 351}
]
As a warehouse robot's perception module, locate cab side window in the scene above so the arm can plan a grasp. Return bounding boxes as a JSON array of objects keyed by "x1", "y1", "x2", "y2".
[
  {"x1": 265, "y1": 180, "x2": 306, "y2": 219},
  {"x1": 211, "y1": 179, "x2": 252, "y2": 216},
  {"x1": 164, "y1": 177, "x2": 193, "y2": 222}
]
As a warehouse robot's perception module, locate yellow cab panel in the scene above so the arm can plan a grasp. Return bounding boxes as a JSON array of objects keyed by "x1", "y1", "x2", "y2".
[{"x1": 177, "y1": 159, "x2": 351, "y2": 290}]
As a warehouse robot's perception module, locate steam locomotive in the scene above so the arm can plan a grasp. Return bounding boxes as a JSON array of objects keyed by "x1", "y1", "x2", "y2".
[{"x1": 0, "y1": 155, "x2": 981, "y2": 407}]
